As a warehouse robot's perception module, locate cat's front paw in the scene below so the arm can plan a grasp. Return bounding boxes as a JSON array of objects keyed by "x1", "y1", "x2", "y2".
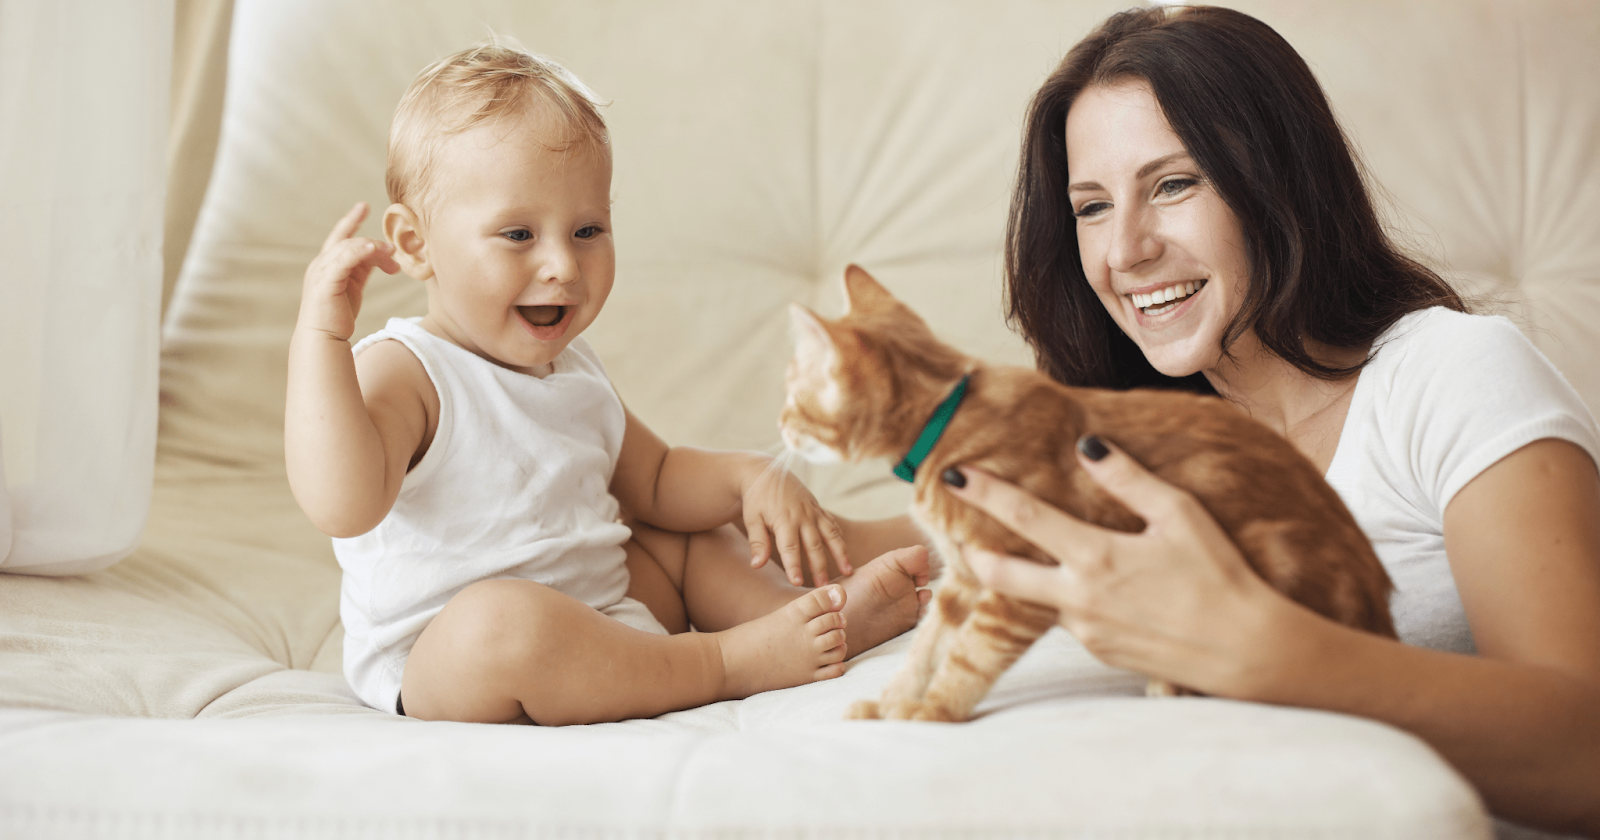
[
  {"x1": 1145, "y1": 678, "x2": 1200, "y2": 697},
  {"x1": 908, "y1": 703, "x2": 965, "y2": 723},
  {"x1": 877, "y1": 699, "x2": 933, "y2": 721},
  {"x1": 845, "y1": 699, "x2": 881, "y2": 720}
]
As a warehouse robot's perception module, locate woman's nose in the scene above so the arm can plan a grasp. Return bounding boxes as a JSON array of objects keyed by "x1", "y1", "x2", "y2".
[{"x1": 1106, "y1": 205, "x2": 1162, "y2": 274}]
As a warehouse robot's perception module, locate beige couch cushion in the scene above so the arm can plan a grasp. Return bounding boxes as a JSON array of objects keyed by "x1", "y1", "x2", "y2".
[{"x1": 8, "y1": 0, "x2": 1599, "y2": 835}]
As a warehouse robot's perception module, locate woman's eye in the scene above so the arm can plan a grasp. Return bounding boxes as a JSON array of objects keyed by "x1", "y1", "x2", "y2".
[
  {"x1": 502, "y1": 229, "x2": 532, "y2": 242},
  {"x1": 1157, "y1": 178, "x2": 1197, "y2": 198},
  {"x1": 1074, "y1": 201, "x2": 1110, "y2": 219},
  {"x1": 575, "y1": 225, "x2": 602, "y2": 240}
]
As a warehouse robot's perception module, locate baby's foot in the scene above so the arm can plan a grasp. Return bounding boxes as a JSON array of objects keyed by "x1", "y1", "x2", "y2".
[
  {"x1": 716, "y1": 585, "x2": 849, "y2": 699},
  {"x1": 838, "y1": 545, "x2": 932, "y2": 656}
]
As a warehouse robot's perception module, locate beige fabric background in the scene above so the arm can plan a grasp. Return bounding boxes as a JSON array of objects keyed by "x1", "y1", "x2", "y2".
[
  {"x1": 163, "y1": 0, "x2": 235, "y2": 323},
  {"x1": 4, "y1": 0, "x2": 1598, "y2": 836}
]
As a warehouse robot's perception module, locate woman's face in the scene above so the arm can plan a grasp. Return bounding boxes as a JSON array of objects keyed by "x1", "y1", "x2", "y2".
[{"x1": 1065, "y1": 80, "x2": 1251, "y2": 379}]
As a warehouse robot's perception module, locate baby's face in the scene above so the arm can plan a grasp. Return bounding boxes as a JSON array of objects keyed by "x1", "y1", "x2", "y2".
[{"x1": 417, "y1": 112, "x2": 614, "y2": 376}]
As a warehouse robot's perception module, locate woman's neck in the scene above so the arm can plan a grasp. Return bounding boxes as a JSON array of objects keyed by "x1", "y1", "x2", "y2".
[{"x1": 1202, "y1": 332, "x2": 1368, "y2": 472}]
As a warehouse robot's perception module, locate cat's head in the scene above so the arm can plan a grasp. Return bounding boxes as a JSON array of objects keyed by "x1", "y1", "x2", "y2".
[{"x1": 780, "y1": 265, "x2": 970, "y2": 465}]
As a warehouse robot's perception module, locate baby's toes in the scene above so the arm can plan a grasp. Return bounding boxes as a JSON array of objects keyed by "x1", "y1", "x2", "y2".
[
  {"x1": 793, "y1": 584, "x2": 846, "y2": 623},
  {"x1": 816, "y1": 629, "x2": 847, "y2": 662},
  {"x1": 813, "y1": 662, "x2": 846, "y2": 682},
  {"x1": 807, "y1": 607, "x2": 846, "y2": 636}
]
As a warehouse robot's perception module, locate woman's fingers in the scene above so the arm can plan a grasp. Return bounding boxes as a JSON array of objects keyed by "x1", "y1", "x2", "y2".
[
  {"x1": 943, "y1": 466, "x2": 1108, "y2": 561},
  {"x1": 1074, "y1": 435, "x2": 1193, "y2": 526},
  {"x1": 966, "y1": 547, "x2": 1068, "y2": 607}
]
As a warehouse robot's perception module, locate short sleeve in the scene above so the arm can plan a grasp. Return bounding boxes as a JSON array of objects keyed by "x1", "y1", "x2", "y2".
[{"x1": 1381, "y1": 310, "x2": 1600, "y2": 514}]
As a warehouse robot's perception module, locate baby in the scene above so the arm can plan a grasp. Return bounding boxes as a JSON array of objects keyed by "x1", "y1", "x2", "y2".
[{"x1": 284, "y1": 43, "x2": 930, "y2": 725}]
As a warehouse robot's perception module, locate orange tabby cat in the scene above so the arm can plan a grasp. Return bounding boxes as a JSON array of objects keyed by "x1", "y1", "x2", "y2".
[{"x1": 780, "y1": 265, "x2": 1396, "y2": 722}]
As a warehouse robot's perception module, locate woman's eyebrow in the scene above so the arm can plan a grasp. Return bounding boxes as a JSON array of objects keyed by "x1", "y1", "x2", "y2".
[{"x1": 1068, "y1": 151, "x2": 1194, "y2": 193}]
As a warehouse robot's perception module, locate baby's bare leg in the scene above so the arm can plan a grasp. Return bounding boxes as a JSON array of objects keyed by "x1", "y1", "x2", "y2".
[
  {"x1": 630, "y1": 523, "x2": 798, "y2": 632},
  {"x1": 400, "y1": 576, "x2": 848, "y2": 726},
  {"x1": 639, "y1": 517, "x2": 933, "y2": 655},
  {"x1": 623, "y1": 531, "x2": 692, "y2": 634}
]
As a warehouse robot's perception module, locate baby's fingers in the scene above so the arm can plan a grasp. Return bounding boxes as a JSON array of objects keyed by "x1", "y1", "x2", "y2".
[
  {"x1": 317, "y1": 238, "x2": 396, "y2": 285},
  {"x1": 774, "y1": 522, "x2": 806, "y2": 586},
  {"x1": 819, "y1": 514, "x2": 851, "y2": 576},
  {"x1": 800, "y1": 522, "x2": 833, "y2": 587},
  {"x1": 322, "y1": 202, "x2": 369, "y2": 251},
  {"x1": 744, "y1": 509, "x2": 771, "y2": 570}
]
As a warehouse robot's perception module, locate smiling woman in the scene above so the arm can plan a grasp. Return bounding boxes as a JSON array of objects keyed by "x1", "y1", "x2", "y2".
[
  {"x1": 977, "y1": 4, "x2": 1600, "y2": 836},
  {"x1": 1007, "y1": 6, "x2": 1464, "y2": 396}
]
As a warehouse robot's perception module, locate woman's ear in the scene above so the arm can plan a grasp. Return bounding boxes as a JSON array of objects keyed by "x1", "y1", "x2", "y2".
[{"x1": 383, "y1": 203, "x2": 432, "y2": 281}]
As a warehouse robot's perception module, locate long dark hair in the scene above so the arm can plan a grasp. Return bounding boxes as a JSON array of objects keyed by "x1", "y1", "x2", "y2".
[{"x1": 1005, "y1": 5, "x2": 1464, "y2": 392}]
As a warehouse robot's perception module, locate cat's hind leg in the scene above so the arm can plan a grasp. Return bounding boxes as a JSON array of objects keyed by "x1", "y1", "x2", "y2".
[
  {"x1": 910, "y1": 589, "x2": 1058, "y2": 722},
  {"x1": 848, "y1": 572, "x2": 979, "y2": 719}
]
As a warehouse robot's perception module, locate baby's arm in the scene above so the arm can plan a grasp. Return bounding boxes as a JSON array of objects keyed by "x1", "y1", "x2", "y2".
[
  {"x1": 285, "y1": 203, "x2": 417, "y2": 537},
  {"x1": 610, "y1": 407, "x2": 850, "y2": 585}
]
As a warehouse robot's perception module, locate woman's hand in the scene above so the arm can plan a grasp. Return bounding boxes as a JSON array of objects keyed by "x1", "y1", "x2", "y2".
[
  {"x1": 945, "y1": 435, "x2": 1291, "y2": 696},
  {"x1": 742, "y1": 463, "x2": 851, "y2": 587}
]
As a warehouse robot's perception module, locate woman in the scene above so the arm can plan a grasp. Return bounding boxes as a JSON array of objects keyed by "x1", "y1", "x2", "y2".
[{"x1": 949, "y1": 6, "x2": 1600, "y2": 835}]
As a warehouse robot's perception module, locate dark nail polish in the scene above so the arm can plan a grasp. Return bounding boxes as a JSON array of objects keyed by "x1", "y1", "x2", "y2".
[
  {"x1": 1078, "y1": 435, "x2": 1109, "y2": 462},
  {"x1": 940, "y1": 467, "x2": 967, "y2": 488}
]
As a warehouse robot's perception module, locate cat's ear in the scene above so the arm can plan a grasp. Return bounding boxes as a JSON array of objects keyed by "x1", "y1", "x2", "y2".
[
  {"x1": 788, "y1": 303, "x2": 839, "y2": 370},
  {"x1": 841, "y1": 264, "x2": 900, "y2": 315}
]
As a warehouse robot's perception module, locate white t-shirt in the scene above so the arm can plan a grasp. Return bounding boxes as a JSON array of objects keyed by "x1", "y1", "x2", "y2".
[
  {"x1": 1324, "y1": 307, "x2": 1600, "y2": 652},
  {"x1": 334, "y1": 318, "x2": 636, "y2": 712}
]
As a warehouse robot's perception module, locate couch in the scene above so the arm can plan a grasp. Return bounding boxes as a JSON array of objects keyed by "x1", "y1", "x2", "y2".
[{"x1": 4, "y1": 0, "x2": 1598, "y2": 837}]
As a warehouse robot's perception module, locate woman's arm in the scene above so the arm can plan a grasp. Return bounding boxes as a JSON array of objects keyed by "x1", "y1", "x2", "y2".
[{"x1": 952, "y1": 437, "x2": 1600, "y2": 836}]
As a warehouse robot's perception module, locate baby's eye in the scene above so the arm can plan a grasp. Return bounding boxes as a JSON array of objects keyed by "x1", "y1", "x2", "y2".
[
  {"x1": 1074, "y1": 201, "x2": 1110, "y2": 219},
  {"x1": 1156, "y1": 178, "x2": 1198, "y2": 198},
  {"x1": 575, "y1": 225, "x2": 603, "y2": 240},
  {"x1": 502, "y1": 229, "x2": 532, "y2": 242}
]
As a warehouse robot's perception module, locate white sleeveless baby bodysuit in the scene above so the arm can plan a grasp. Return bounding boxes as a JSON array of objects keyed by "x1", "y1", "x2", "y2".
[{"x1": 334, "y1": 317, "x2": 660, "y2": 713}]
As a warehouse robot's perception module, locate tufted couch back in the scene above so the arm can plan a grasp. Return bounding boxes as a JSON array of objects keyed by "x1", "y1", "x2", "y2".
[{"x1": 162, "y1": 0, "x2": 1600, "y2": 521}]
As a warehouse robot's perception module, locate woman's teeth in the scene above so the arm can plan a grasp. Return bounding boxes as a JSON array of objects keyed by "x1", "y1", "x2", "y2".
[
  {"x1": 520, "y1": 305, "x2": 564, "y2": 326},
  {"x1": 1132, "y1": 280, "x2": 1205, "y2": 314}
]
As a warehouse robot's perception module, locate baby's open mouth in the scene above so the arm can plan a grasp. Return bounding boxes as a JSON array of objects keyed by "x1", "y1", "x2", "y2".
[{"x1": 519, "y1": 305, "x2": 566, "y2": 327}]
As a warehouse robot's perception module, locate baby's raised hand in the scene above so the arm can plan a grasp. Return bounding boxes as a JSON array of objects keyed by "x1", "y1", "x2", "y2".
[
  {"x1": 743, "y1": 465, "x2": 851, "y2": 587},
  {"x1": 298, "y1": 202, "x2": 401, "y2": 341}
]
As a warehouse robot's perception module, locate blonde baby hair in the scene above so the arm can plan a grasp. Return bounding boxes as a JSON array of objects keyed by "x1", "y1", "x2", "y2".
[{"x1": 386, "y1": 37, "x2": 608, "y2": 216}]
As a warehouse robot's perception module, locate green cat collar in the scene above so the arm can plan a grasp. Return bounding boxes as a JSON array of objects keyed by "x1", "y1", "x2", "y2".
[{"x1": 893, "y1": 374, "x2": 971, "y2": 483}]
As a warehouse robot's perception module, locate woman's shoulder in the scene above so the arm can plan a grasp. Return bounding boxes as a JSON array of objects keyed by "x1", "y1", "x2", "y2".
[
  {"x1": 1372, "y1": 306, "x2": 1524, "y2": 356},
  {"x1": 1356, "y1": 306, "x2": 1600, "y2": 504},
  {"x1": 1364, "y1": 306, "x2": 1552, "y2": 390}
]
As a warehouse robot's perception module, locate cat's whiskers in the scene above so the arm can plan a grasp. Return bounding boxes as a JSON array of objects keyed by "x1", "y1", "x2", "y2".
[{"x1": 749, "y1": 444, "x2": 803, "y2": 507}]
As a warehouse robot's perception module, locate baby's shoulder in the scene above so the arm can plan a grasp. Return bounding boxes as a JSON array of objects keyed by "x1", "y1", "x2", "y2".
[{"x1": 354, "y1": 337, "x2": 440, "y2": 420}]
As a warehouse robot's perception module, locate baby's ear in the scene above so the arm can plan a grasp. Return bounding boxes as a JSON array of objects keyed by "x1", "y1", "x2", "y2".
[
  {"x1": 788, "y1": 303, "x2": 839, "y2": 371},
  {"x1": 382, "y1": 203, "x2": 432, "y2": 281},
  {"x1": 841, "y1": 264, "x2": 898, "y2": 315}
]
